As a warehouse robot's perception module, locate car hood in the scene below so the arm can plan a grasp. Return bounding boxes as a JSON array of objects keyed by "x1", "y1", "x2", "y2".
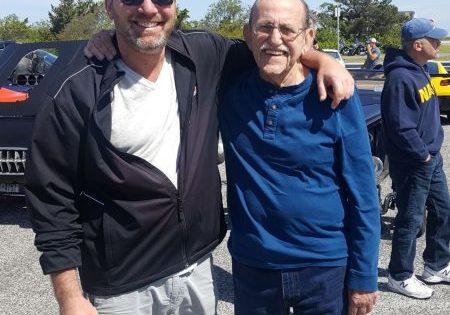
[{"x1": 358, "y1": 89, "x2": 381, "y2": 126}]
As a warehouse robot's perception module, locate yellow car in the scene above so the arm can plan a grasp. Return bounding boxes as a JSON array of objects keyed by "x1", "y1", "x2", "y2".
[{"x1": 428, "y1": 60, "x2": 450, "y2": 119}]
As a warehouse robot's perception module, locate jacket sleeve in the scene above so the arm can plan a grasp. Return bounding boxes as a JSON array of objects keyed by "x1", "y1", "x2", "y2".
[
  {"x1": 381, "y1": 75, "x2": 429, "y2": 161},
  {"x1": 337, "y1": 93, "x2": 381, "y2": 292},
  {"x1": 25, "y1": 90, "x2": 85, "y2": 275},
  {"x1": 189, "y1": 31, "x2": 254, "y2": 98}
]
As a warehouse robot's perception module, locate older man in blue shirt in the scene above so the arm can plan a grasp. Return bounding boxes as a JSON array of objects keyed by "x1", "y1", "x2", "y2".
[{"x1": 219, "y1": 0, "x2": 380, "y2": 314}]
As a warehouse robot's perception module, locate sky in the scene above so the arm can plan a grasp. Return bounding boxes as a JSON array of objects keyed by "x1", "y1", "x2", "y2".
[{"x1": 1, "y1": 0, "x2": 449, "y2": 33}]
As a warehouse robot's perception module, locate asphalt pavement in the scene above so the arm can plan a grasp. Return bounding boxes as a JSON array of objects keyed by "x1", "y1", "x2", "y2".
[{"x1": 1, "y1": 121, "x2": 449, "y2": 315}]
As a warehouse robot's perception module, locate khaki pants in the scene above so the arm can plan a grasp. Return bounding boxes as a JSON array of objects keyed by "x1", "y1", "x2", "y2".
[{"x1": 86, "y1": 255, "x2": 216, "y2": 315}]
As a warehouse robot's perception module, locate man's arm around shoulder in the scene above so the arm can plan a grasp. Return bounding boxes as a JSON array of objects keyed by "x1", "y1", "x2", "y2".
[{"x1": 301, "y1": 48, "x2": 354, "y2": 108}]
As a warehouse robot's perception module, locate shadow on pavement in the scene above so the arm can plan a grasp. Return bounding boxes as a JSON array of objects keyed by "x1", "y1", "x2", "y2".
[
  {"x1": 213, "y1": 264, "x2": 234, "y2": 304},
  {"x1": 0, "y1": 196, "x2": 31, "y2": 228},
  {"x1": 378, "y1": 267, "x2": 389, "y2": 278}
]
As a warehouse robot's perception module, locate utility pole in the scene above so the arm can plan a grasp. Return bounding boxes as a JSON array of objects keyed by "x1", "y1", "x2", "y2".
[{"x1": 335, "y1": 6, "x2": 341, "y2": 51}]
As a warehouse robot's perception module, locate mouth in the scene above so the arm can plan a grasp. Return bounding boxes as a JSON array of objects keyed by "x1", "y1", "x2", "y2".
[
  {"x1": 262, "y1": 49, "x2": 288, "y2": 57},
  {"x1": 132, "y1": 20, "x2": 163, "y2": 30}
]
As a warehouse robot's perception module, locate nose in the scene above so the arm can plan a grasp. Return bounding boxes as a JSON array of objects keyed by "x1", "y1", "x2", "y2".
[
  {"x1": 138, "y1": 0, "x2": 159, "y2": 15},
  {"x1": 267, "y1": 27, "x2": 283, "y2": 46}
]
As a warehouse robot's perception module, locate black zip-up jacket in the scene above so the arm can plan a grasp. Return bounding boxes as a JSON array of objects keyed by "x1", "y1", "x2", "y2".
[{"x1": 25, "y1": 30, "x2": 251, "y2": 295}]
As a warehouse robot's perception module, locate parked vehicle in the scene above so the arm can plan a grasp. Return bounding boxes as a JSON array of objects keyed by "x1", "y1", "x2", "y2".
[
  {"x1": 339, "y1": 39, "x2": 367, "y2": 56},
  {"x1": 427, "y1": 60, "x2": 450, "y2": 120},
  {"x1": 322, "y1": 48, "x2": 345, "y2": 66},
  {"x1": 356, "y1": 61, "x2": 450, "y2": 119},
  {"x1": 352, "y1": 69, "x2": 387, "y2": 180},
  {"x1": 0, "y1": 40, "x2": 15, "y2": 54},
  {"x1": 0, "y1": 40, "x2": 85, "y2": 195}
]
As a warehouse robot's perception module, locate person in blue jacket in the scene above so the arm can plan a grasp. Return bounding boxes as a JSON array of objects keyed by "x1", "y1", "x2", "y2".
[
  {"x1": 219, "y1": 0, "x2": 380, "y2": 314},
  {"x1": 381, "y1": 18, "x2": 450, "y2": 299}
]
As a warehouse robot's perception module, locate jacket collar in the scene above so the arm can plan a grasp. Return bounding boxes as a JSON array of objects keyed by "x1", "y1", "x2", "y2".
[{"x1": 92, "y1": 30, "x2": 195, "y2": 103}]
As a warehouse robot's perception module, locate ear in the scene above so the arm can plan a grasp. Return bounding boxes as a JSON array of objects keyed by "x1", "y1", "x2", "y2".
[
  {"x1": 243, "y1": 23, "x2": 252, "y2": 46},
  {"x1": 413, "y1": 39, "x2": 423, "y2": 52},
  {"x1": 302, "y1": 28, "x2": 315, "y2": 53}
]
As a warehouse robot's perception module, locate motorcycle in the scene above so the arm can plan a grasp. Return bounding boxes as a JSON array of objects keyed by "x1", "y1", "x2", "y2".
[{"x1": 340, "y1": 39, "x2": 367, "y2": 56}]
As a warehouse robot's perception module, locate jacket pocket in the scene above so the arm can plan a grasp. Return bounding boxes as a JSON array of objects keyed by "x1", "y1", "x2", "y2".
[{"x1": 77, "y1": 191, "x2": 116, "y2": 270}]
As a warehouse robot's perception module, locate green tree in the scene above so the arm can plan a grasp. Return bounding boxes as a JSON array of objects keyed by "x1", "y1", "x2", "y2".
[
  {"x1": 200, "y1": 0, "x2": 249, "y2": 38},
  {"x1": 317, "y1": 0, "x2": 409, "y2": 48},
  {"x1": 315, "y1": 27, "x2": 339, "y2": 50},
  {"x1": 49, "y1": 0, "x2": 102, "y2": 37},
  {"x1": 0, "y1": 14, "x2": 32, "y2": 42},
  {"x1": 59, "y1": 4, "x2": 112, "y2": 40},
  {"x1": 0, "y1": 15, "x2": 54, "y2": 43},
  {"x1": 28, "y1": 21, "x2": 54, "y2": 42},
  {"x1": 176, "y1": 7, "x2": 191, "y2": 30}
]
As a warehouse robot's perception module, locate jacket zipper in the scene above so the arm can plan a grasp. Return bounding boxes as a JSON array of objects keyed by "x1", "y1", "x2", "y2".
[
  {"x1": 177, "y1": 194, "x2": 188, "y2": 267},
  {"x1": 176, "y1": 71, "x2": 196, "y2": 268},
  {"x1": 95, "y1": 68, "x2": 194, "y2": 269}
]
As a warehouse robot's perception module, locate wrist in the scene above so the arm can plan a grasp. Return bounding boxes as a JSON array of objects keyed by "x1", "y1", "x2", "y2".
[{"x1": 51, "y1": 269, "x2": 84, "y2": 305}]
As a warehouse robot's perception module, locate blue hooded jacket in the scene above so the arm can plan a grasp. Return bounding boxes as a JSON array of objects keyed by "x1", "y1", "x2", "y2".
[{"x1": 381, "y1": 48, "x2": 443, "y2": 162}]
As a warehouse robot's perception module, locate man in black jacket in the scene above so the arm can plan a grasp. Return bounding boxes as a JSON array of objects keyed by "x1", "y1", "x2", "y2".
[{"x1": 25, "y1": 1, "x2": 354, "y2": 314}]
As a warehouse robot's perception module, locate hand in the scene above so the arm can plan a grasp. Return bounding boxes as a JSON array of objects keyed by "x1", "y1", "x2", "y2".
[
  {"x1": 59, "y1": 296, "x2": 98, "y2": 315},
  {"x1": 316, "y1": 58, "x2": 355, "y2": 108},
  {"x1": 347, "y1": 289, "x2": 378, "y2": 315},
  {"x1": 83, "y1": 30, "x2": 117, "y2": 61},
  {"x1": 51, "y1": 269, "x2": 98, "y2": 315}
]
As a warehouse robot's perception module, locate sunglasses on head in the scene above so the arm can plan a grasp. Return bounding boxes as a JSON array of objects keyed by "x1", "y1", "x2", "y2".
[{"x1": 121, "y1": 0, "x2": 174, "y2": 6}]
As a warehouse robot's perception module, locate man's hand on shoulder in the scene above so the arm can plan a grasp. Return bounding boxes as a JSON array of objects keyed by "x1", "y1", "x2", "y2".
[
  {"x1": 314, "y1": 51, "x2": 354, "y2": 108},
  {"x1": 348, "y1": 289, "x2": 378, "y2": 315},
  {"x1": 84, "y1": 30, "x2": 117, "y2": 61}
]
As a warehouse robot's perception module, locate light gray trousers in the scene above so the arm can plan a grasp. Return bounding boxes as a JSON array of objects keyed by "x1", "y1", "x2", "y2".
[{"x1": 86, "y1": 255, "x2": 217, "y2": 315}]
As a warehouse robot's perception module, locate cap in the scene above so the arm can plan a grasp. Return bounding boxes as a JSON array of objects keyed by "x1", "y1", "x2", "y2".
[
  {"x1": 401, "y1": 18, "x2": 448, "y2": 41},
  {"x1": 369, "y1": 38, "x2": 377, "y2": 43}
]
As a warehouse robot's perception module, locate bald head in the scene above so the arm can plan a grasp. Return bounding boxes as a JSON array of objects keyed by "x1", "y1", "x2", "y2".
[{"x1": 249, "y1": 0, "x2": 311, "y2": 29}]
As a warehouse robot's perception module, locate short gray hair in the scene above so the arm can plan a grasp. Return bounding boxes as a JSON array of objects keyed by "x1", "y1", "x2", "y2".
[
  {"x1": 248, "y1": 0, "x2": 312, "y2": 29},
  {"x1": 401, "y1": 39, "x2": 413, "y2": 51}
]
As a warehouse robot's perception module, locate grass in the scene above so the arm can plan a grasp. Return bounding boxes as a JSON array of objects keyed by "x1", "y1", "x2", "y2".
[{"x1": 342, "y1": 42, "x2": 450, "y2": 64}]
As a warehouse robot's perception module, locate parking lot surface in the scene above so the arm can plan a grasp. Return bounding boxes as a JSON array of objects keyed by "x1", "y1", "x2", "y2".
[{"x1": 1, "y1": 122, "x2": 449, "y2": 315}]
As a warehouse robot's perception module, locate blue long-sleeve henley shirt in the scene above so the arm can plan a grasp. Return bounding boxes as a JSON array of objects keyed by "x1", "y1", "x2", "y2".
[{"x1": 219, "y1": 68, "x2": 380, "y2": 291}]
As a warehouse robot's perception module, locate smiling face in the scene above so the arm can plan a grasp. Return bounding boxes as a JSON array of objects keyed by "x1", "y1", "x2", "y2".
[
  {"x1": 105, "y1": 0, "x2": 176, "y2": 55},
  {"x1": 244, "y1": 0, "x2": 313, "y2": 86}
]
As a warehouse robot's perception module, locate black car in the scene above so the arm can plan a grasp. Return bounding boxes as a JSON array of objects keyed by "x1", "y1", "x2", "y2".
[
  {"x1": 0, "y1": 40, "x2": 86, "y2": 194},
  {"x1": 0, "y1": 40, "x2": 15, "y2": 54}
]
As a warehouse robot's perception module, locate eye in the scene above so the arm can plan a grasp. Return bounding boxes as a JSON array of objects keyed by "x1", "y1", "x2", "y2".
[
  {"x1": 279, "y1": 25, "x2": 297, "y2": 36},
  {"x1": 258, "y1": 24, "x2": 274, "y2": 34}
]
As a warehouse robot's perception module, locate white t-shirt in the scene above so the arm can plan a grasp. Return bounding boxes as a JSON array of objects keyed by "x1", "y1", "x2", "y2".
[{"x1": 110, "y1": 53, "x2": 180, "y2": 187}]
